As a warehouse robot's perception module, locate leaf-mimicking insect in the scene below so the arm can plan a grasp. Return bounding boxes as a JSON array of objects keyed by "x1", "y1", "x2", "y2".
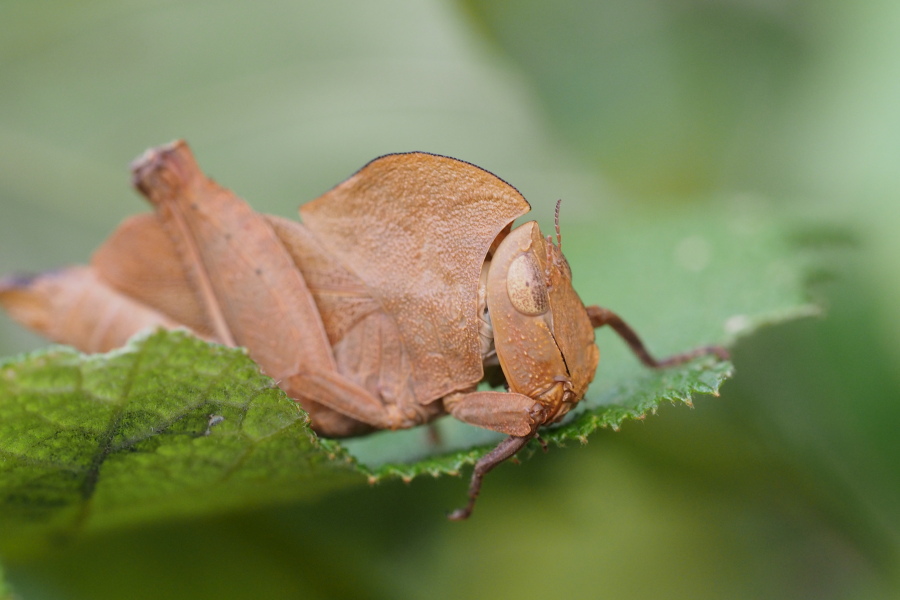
[{"x1": 0, "y1": 141, "x2": 728, "y2": 519}]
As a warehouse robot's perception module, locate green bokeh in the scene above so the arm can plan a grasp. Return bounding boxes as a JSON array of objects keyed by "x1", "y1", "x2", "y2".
[{"x1": 1, "y1": 0, "x2": 898, "y2": 599}]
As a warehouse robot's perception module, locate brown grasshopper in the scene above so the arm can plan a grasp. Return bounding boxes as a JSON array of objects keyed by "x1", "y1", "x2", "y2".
[{"x1": 0, "y1": 141, "x2": 727, "y2": 519}]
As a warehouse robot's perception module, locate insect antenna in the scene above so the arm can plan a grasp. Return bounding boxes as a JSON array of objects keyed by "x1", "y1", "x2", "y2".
[
  {"x1": 554, "y1": 199, "x2": 563, "y2": 250},
  {"x1": 544, "y1": 199, "x2": 565, "y2": 286}
]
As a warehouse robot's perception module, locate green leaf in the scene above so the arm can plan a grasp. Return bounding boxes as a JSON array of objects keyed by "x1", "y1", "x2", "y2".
[{"x1": 0, "y1": 330, "x2": 362, "y2": 557}]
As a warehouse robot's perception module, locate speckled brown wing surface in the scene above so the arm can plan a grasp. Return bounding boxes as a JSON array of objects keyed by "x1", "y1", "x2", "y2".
[
  {"x1": 299, "y1": 153, "x2": 531, "y2": 404},
  {"x1": 0, "y1": 266, "x2": 181, "y2": 353},
  {"x1": 91, "y1": 213, "x2": 216, "y2": 339},
  {"x1": 0, "y1": 213, "x2": 209, "y2": 353}
]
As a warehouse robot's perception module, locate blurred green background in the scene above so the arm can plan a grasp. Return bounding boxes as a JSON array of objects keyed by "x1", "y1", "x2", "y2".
[{"x1": 1, "y1": 0, "x2": 898, "y2": 598}]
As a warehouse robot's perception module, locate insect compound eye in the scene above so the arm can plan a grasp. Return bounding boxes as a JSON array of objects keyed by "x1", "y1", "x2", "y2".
[{"x1": 506, "y1": 252, "x2": 550, "y2": 316}]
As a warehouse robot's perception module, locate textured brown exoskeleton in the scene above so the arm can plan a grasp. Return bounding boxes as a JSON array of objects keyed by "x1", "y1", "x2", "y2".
[{"x1": 0, "y1": 141, "x2": 727, "y2": 519}]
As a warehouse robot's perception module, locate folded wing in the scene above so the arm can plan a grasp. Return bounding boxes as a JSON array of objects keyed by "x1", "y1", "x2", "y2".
[{"x1": 299, "y1": 152, "x2": 531, "y2": 403}]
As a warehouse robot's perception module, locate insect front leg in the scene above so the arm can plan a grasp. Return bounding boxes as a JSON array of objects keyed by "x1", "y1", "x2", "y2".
[
  {"x1": 442, "y1": 390, "x2": 555, "y2": 520},
  {"x1": 443, "y1": 390, "x2": 547, "y2": 437},
  {"x1": 447, "y1": 434, "x2": 534, "y2": 521},
  {"x1": 586, "y1": 306, "x2": 730, "y2": 367}
]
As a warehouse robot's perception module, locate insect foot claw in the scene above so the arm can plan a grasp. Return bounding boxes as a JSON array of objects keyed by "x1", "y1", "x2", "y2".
[
  {"x1": 447, "y1": 434, "x2": 533, "y2": 521},
  {"x1": 446, "y1": 507, "x2": 472, "y2": 521}
]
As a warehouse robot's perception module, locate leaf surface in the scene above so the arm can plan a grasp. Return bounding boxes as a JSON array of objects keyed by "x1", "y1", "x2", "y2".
[{"x1": 0, "y1": 330, "x2": 361, "y2": 557}]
